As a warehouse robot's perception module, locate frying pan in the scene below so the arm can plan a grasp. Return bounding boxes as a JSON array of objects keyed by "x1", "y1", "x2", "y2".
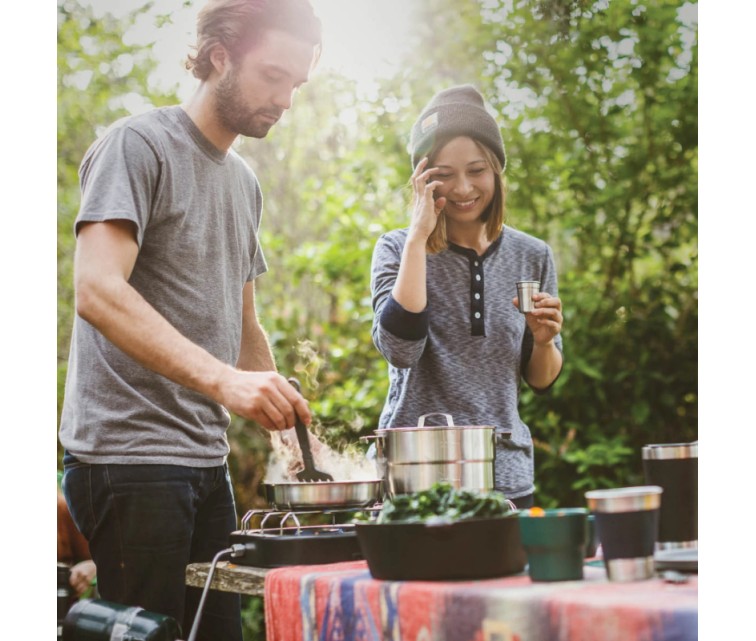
[
  {"x1": 262, "y1": 478, "x2": 384, "y2": 510},
  {"x1": 261, "y1": 378, "x2": 384, "y2": 510}
]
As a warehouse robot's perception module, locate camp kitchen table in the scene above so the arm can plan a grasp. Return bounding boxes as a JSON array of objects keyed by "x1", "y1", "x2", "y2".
[{"x1": 185, "y1": 558, "x2": 697, "y2": 641}]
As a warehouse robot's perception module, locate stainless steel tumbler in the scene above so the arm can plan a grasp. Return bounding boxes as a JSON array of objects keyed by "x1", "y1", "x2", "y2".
[
  {"x1": 585, "y1": 486, "x2": 663, "y2": 582},
  {"x1": 516, "y1": 281, "x2": 540, "y2": 313}
]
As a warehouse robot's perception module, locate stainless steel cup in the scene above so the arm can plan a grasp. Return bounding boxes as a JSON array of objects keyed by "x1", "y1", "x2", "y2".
[
  {"x1": 516, "y1": 281, "x2": 540, "y2": 313},
  {"x1": 585, "y1": 486, "x2": 663, "y2": 582}
]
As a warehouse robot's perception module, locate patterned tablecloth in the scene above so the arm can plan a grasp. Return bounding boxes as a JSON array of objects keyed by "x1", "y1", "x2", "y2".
[{"x1": 264, "y1": 561, "x2": 697, "y2": 641}]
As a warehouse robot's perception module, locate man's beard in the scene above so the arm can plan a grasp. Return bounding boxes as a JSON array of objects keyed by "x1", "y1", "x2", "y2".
[{"x1": 214, "y1": 67, "x2": 282, "y2": 139}]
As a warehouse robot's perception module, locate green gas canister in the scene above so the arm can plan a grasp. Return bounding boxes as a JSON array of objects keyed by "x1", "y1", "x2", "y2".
[{"x1": 62, "y1": 599, "x2": 181, "y2": 641}]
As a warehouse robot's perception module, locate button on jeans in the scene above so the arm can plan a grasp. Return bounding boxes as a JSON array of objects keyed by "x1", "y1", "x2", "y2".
[{"x1": 62, "y1": 457, "x2": 242, "y2": 641}]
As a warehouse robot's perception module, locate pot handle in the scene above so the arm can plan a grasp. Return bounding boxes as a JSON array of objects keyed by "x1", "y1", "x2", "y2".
[
  {"x1": 359, "y1": 435, "x2": 385, "y2": 463},
  {"x1": 417, "y1": 413, "x2": 454, "y2": 427},
  {"x1": 359, "y1": 434, "x2": 385, "y2": 448}
]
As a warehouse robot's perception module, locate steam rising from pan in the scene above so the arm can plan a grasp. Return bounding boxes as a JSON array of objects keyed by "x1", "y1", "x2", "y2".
[{"x1": 265, "y1": 428, "x2": 379, "y2": 483}]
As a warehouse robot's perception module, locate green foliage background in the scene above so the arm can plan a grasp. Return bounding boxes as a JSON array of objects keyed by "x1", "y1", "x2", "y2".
[
  {"x1": 57, "y1": 1, "x2": 697, "y2": 628},
  {"x1": 58, "y1": 0, "x2": 697, "y2": 506}
]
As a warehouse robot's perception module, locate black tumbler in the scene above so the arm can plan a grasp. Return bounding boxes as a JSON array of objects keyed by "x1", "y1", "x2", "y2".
[
  {"x1": 62, "y1": 599, "x2": 181, "y2": 641},
  {"x1": 642, "y1": 442, "x2": 698, "y2": 550},
  {"x1": 585, "y1": 486, "x2": 663, "y2": 581}
]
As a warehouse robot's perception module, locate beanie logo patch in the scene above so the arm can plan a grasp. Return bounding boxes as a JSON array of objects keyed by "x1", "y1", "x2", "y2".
[{"x1": 420, "y1": 112, "x2": 439, "y2": 134}]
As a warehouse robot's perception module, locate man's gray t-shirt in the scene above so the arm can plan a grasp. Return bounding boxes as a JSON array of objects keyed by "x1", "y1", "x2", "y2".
[
  {"x1": 370, "y1": 227, "x2": 563, "y2": 499},
  {"x1": 59, "y1": 106, "x2": 267, "y2": 467}
]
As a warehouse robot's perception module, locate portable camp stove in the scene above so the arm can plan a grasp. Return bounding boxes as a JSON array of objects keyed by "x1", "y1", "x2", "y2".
[{"x1": 229, "y1": 505, "x2": 381, "y2": 568}]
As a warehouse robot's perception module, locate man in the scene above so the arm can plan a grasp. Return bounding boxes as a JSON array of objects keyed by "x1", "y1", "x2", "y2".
[{"x1": 59, "y1": 1, "x2": 322, "y2": 639}]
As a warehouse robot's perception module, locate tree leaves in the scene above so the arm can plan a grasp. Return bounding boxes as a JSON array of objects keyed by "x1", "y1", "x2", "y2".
[{"x1": 57, "y1": 0, "x2": 697, "y2": 509}]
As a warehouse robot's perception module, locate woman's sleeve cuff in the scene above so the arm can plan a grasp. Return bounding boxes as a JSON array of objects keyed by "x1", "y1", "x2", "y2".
[{"x1": 379, "y1": 295, "x2": 429, "y2": 341}]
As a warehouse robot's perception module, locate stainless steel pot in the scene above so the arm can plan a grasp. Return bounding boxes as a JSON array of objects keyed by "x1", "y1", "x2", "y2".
[
  {"x1": 387, "y1": 461, "x2": 494, "y2": 495},
  {"x1": 375, "y1": 413, "x2": 495, "y2": 463},
  {"x1": 371, "y1": 413, "x2": 502, "y2": 496}
]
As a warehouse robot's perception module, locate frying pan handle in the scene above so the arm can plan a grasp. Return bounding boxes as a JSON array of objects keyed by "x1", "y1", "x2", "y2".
[{"x1": 417, "y1": 413, "x2": 454, "y2": 427}]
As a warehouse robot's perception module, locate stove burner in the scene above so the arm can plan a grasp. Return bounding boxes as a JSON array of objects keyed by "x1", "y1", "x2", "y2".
[
  {"x1": 229, "y1": 506, "x2": 381, "y2": 567},
  {"x1": 240, "y1": 506, "x2": 380, "y2": 535}
]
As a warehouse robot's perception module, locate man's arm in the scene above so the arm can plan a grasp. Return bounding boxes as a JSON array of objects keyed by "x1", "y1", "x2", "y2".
[
  {"x1": 74, "y1": 220, "x2": 310, "y2": 430},
  {"x1": 237, "y1": 281, "x2": 276, "y2": 372}
]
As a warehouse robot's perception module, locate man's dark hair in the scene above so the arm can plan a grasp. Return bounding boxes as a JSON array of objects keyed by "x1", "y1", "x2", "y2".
[{"x1": 186, "y1": 0, "x2": 322, "y2": 80}]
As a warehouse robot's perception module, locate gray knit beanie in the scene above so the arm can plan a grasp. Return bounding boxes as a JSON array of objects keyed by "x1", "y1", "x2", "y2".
[{"x1": 409, "y1": 85, "x2": 506, "y2": 171}]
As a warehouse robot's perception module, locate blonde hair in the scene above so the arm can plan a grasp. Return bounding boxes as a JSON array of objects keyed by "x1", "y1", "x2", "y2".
[{"x1": 424, "y1": 139, "x2": 507, "y2": 255}]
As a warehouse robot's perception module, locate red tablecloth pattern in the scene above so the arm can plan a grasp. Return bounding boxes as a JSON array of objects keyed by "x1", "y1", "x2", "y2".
[{"x1": 264, "y1": 560, "x2": 697, "y2": 641}]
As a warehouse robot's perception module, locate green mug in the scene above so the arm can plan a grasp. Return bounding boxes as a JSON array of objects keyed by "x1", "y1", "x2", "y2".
[{"x1": 518, "y1": 508, "x2": 588, "y2": 581}]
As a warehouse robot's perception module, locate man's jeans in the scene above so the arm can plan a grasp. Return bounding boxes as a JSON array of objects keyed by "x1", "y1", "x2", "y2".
[{"x1": 62, "y1": 456, "x2": 243, "y2": 641}]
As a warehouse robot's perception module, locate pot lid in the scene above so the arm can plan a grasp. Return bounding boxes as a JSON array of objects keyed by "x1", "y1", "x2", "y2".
[
  {"x1": 375, "y1": 425, "x2": 496, "y2": 433},
  {"x1": 376, "y1": 412, "x2": 497, "y2": 432}
]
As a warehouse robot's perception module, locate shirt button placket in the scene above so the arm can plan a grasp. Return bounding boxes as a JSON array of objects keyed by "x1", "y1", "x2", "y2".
[{"x1": 470, "y1": 256, "x2": 484, "y2": 335}]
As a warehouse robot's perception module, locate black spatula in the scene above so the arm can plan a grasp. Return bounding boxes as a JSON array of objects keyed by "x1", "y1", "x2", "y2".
[{"x1": 287, "y1": 377, "x2": 334, "y2": 482}]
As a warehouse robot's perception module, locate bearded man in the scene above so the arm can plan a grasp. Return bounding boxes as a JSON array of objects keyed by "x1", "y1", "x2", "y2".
[{"x1": 59, "y1": 2, "x2": 322, "y2": 638}]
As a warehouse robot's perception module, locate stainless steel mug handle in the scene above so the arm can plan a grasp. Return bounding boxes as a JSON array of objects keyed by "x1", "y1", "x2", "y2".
[{"x1": 417, "y1": 413, "x2": 454, "y2": 427}]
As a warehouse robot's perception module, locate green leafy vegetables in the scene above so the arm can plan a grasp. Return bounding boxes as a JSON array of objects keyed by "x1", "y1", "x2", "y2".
[{"x1": 375, "y1": 482, "x2": 514, "y2": 524}]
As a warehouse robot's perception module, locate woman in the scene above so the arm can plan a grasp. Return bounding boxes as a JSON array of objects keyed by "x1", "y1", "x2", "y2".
[{"x1": 370, "y1": 85, "x2": 564, "y2": 508}]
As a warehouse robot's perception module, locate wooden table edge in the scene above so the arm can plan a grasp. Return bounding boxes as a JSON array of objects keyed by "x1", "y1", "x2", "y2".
[{"x1": 185, "y1": 562, "x2": 270, "y2": 597}]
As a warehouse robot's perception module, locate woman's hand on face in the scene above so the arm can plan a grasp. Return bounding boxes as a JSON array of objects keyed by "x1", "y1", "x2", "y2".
[
  {"x1": 513, "y1": 292, "x2": 563, "y2": 345},
  {"x1": 408, "y1": 157, "x2": 446, "y2": 242}
]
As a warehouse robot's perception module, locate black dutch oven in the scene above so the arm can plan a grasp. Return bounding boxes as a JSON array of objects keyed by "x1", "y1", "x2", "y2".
[{"x1": 355, "y1": 514, "x2": 525, "y2": 581}]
